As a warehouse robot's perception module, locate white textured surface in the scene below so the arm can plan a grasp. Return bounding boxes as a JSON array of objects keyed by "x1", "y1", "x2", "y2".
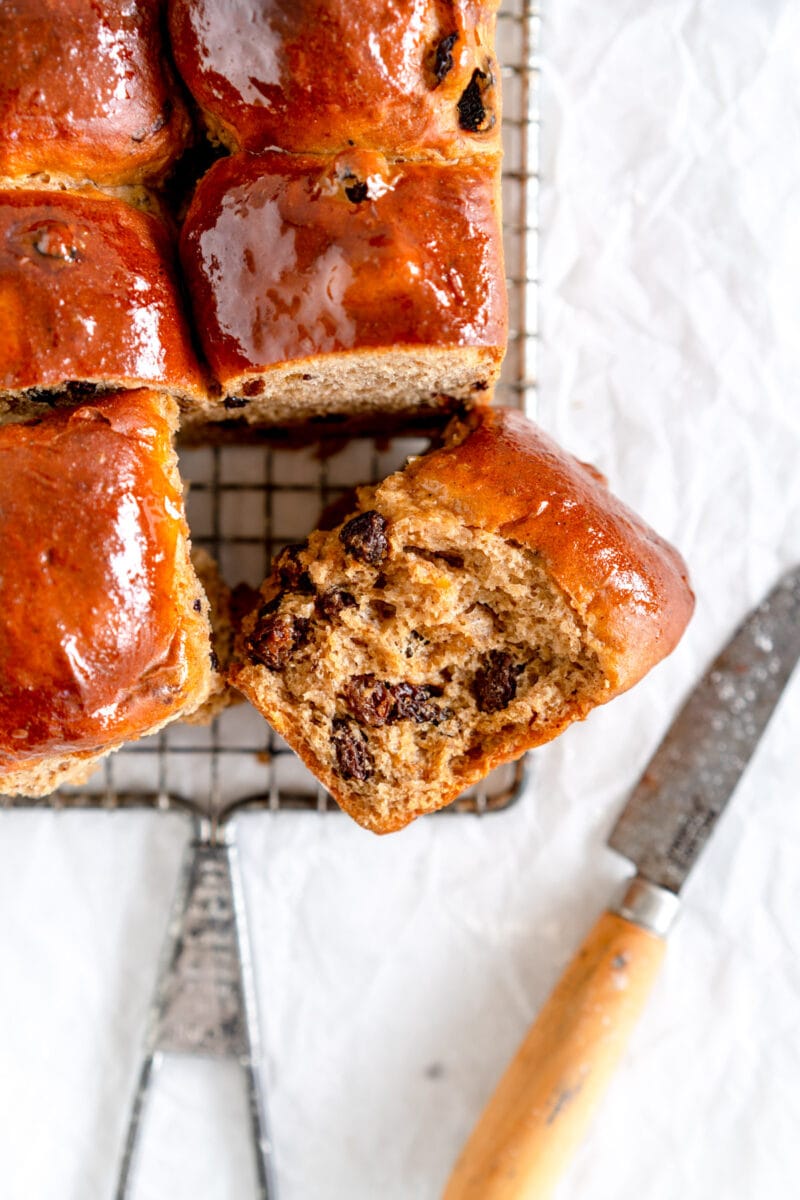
[{"x1": 2, "y1": 2, "x2": 800, "y2": 1197}]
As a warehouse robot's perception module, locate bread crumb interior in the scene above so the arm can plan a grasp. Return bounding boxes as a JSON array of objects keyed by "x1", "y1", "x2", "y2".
[{"x1": 245, "y1": 481, "x2": 602, "y2": 827}]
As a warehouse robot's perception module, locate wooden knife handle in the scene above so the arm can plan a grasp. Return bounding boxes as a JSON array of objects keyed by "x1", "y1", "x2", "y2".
[{"x1": 443, "y1": 910, "x2": 667, "y2": 1200}]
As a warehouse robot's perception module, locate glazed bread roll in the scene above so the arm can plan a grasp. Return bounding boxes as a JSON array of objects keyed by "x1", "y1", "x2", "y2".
[
  {"x1": 169, "y1": 0, "x2": 500, "y2": 160},
  {"x1": 179, "y1": 149, "x2": 506, "y2": 427},
  {"x1": 0, "y1": 0, "x2": 192, "y2": 188},
  {"x1": 0, "y1": 389, "x2": 216, "y2": 798},
  {"x1": 230, "y1": 407, "x2": 695, "y2": 834},
  {"x1": 0, "y1": 187, "x2": 206, "y2": 420}
]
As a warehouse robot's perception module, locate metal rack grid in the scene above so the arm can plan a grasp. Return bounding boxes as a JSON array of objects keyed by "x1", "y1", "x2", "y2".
[
  {"x1": 3, "y1": 0, "x2": 541, "y2": 830},
  {"x1": 0, "y1": 6, "x2": 541, "y2": 1196}
]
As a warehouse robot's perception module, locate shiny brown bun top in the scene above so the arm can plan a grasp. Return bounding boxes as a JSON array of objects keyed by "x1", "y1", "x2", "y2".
[
  {"x1": 0, "y1": 390, "x2": 209, "y2": 771},
  {"x1": 0, "y1": 188, "x2": 204, "y2": 406},
  {"x1": 179, "y1": 149, "x2": 506, "y2": 381},
  {"x1": 169, "y1": 0, "x2": 500, "y2": 159},
  {"x1": 0, "y1": 0, "x2": 192, "y2": 186},
  {"x1": 404, "y1": 407, "x2": 695, "y2": 693}
]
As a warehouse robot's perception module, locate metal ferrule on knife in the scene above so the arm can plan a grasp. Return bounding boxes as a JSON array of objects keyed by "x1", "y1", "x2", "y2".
[{"x1": 612, "y1": 875, "x2": 681, "y2": 938}]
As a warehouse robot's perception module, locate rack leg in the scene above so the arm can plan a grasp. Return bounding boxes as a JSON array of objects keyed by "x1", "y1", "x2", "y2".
[{"x1": 114, "y1": 826, "x2": 277, "y2": 1199}]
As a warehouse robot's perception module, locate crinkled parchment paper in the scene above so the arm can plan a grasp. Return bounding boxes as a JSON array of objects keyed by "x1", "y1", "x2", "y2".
[{"x1": 1, "y1": 2, "x2": 799, "y2": 1197}]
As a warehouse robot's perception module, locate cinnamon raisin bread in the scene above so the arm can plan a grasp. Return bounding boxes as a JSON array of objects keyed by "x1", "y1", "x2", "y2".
[
  {"x1": 0, "y1": 389, "x2": 216, "y2": 797},
  {"x1": 0, "y1": 187, "x2": 206, "y2": 420},
  {"x1": 169, "y1": 0, "x2": 500, "y2": 161},
  {"x1": 230, "y1": 408, "x2": 695, "y2": 833},
  {"x1": 0, "y1": 0, "x2": 192, "y2": 188},
  {"x1": 179, "y1": 149, "x2": 506, "y2": 428}
]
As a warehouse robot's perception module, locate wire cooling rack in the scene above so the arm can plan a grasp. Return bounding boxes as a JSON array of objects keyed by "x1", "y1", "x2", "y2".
[
  {"x1": 4, "y1": 0, "x2": 541, "y2": 831},
  {"x1": 1, "y1": 6, "x2": 540, "y2": 1196}
]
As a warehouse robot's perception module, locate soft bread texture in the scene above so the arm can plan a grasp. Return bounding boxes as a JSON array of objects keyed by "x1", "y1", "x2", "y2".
[
  {"x1": 179, "y1": 150, "x2": 506, "y2": 427},
  {"x1": 169, "y1": 0, "x2": 501, "y2": 161},
  {"x1": 0, "y1": 390, "x2": 215, "y2": 798},
  {"x1": 231, "y1": 408, "x2": 695, "y2": 833},
  {"x1": 186, "y1": 547, "x2": 240, "y2": 722},
  {"x1": 0, "y1": 0, "x2": 192, "y2": 187},
  {"x1": 0, "y1": 187, "x2": 207, "y2": 419}
]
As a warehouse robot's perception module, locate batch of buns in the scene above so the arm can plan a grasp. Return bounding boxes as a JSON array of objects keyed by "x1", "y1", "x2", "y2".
[{"x1": 0, "y1": 2, "x2": 694, "y2": 832}]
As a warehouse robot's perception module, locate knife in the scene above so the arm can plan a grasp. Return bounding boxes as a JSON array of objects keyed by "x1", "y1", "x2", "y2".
[{"x1": 444, "y1": 564, "x2": 800, "y2": 1200}]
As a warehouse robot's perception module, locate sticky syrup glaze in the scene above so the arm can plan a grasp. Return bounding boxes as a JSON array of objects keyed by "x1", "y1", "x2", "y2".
[
  {"x1": 179, "y1": 150, "x2": 507, "y2": 379},
  {"x1": 0, "y1": 0, "x2": 191, "y2": 185},
  {"x1": 405, "y1": 406, "x2": 696, "y2": 689},
  {"x1": 0, "y1": 390, "x2": 204, "y2": 768},
  {"x1": 0, "y1": 189, "x2": 203, "y2": 399},
  {"x1": 169, "y1": 0, "x2": 500, "y2": 157}
]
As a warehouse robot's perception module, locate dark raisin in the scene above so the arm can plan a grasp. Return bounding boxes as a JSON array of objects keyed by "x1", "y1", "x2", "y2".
[
  {"x1": 343, "y1": 674, "x2": 395, "y2": 727},
  {"x1": 274, "y1": 544, "x2": 313, "y2": 592},
  {"x1": 247, "y1": 612, "x2": 310, "y2": 671},
  {"x1": 209, "y1": 649, "x2": 220, "y2": 672},
  {"x1": 25, "y1": 388, "x2": 60, "y2": 407},
  {"x1": 241, "y1": 378, "x2": 265, "y2": 397},
  {"x1": 192, "y1": 598, "x2": 202, "y2": 613},
  {"x1": 345, "y1": 180, "x2": 369, "y2": 204},
  {"x1": 331, "y1": 717, "x2": 373, "y2": 782},
  {"x1": 433, "y1": 32, "x2": 458, "y2": 84},
  {"x1": 339, "y1": 511, "x2": 389, "y2": 565},
  {"x1": 63, "y1": 381, "x2": 101, "y2": 404},
  {"x1": 390, "y1": 682, "x2": 444, "y2": 725},
  {"x1": 231, "y1": 582, "x2": 261, "y2": 625},
  {"x1": 257, "y1": 593, "x2": 284, "y2": 618},
  {"x1": 457, "y1": 68, "x2": 495, "y2": 133},
  {"x1": 223, "y1": 395, "x2": 249, "y2": 409},
  {"x1": 316, "y1": 588, "x2": 357, "y2": 619},
  {"x1": 473, "y1": 651, "x2": 523, "y2": 713},
  {"x1": 473, "y1": 379, "x2": 489, "y2": 392}
]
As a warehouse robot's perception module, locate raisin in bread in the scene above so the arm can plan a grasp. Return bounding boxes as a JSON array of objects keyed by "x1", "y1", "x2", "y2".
[
  {"x1": 179, "y1": 149, "x2": 505, "y2": 429},
  {"x1": 0, "y1": 389, "x2": 216, "y2": 797},
  {"x1": 230, "y1": 407, "x2": 695, "y2": 833},
  {"x1": 169, "y1": 0, "x2": 500, "y2": 161}
]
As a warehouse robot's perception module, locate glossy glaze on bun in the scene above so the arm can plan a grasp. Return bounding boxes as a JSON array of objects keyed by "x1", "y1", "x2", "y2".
[
  {"x1": 0, "y1": 0, "x2": 192, "y2": 187},
  {"x1": 231, "y1": 407, "x2": 695, "y2": 833},
  {"x1": 0, "y1": 390, "x2": 215, "y2": 798},
  {"x1": 179, "y1": 149, "x2": 506, "y2": 426},
  {"x1": 169, "y1": 0, "x2": 500, "y2": 160},
  {"x1": 0, "y1": 187, "x2": 206, "y2": 417}
]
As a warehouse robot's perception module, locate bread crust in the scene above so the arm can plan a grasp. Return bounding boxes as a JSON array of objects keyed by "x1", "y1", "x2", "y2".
[
  {"x1": 402, "y1": 407, "x2": 696, "y2": 695},
  {"x1": 231, "y1": 407, "x2": 695, "y2": 833},
  {"x1": 169, "y1": 0, "x2": 501, "y2": 160},
  {"x1": 0, "y1": 0, "x2": 192, "y2": 186},
  {"x1": 179, "y1": 149, "x2": 506, "y2": 411},
  {"x1": 0, "y1": 389, "x2": 213, "y2": 797},
  {"x1": 0, "y1": 187, "x2": 206, "y2": 413}
]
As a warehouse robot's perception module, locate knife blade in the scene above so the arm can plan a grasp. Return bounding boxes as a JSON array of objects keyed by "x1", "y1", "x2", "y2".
[
  {"x1": 445, "y1": 565, "x2": 800, "y2": 1200},
  {"x1": 609, "y1": 562, "x2": 800, "y2": 893}
]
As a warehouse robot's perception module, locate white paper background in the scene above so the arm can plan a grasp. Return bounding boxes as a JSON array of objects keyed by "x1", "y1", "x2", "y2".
[{"x1": 2, "y1": 1, "x2": 800, "y2": 1197}]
